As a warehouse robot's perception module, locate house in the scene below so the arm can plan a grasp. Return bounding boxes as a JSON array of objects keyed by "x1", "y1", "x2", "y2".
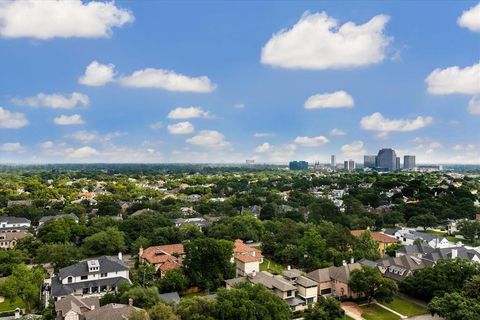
[
  {"x1": 233, "y1": 239, "x2": 263, "y2": 277},
  {"x1": 51, "y1": 254, "x2": 131, "y2": 300},
  {"x1": 0, "y1": 216, "x2": 31, "y2": 232},
  {"x1": 376, "y1": 255, "x2": 432, "y2": 282},
  {"x1": 139, "y1": 244, "x2": 184, "y2": 277},
  {"x1": 159, "y1": 292, "x2": 181, "y2": 305},
  {"x1": 54, "y1": 295, "x2": 99, "y2": 320},
  {"x1": 38, "y1": 214, "x2": 79, "y2": 227},
  {"x1": 186, "y1": 194, "x2": 201, "y2": 202},
  {"x1": 0, "y1": 231, "x2": 30, "y2": 249},
  {"x1": 282, "y1": 268, "x2": 318, "y2": 308},
  {"x1": 7, "y1": 200, "x2": 32, "y2": 207},
  {"x1": 396, "y1": 243, "x2": 435, "y2": 258},
  {"x1": 422, "y1": 247, "x2": 480, "y2": 263},
  {"x1": 351, "y1": 230, "x2": 399, "y2": 256},
  {"x1": 392, "y1": 229, "x2": 454, "y2": 248},
  {"x1": 307, "y1": 261, "x2": 362, "y2": 299},
  {"x1": 84, "y1": 300, "x2": 144, "y2": 320},
  {"x1": 173, "y1": 217, "x2": 208, "y2": 230}
]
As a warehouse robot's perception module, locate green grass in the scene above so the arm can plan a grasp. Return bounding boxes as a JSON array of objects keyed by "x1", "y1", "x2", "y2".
[
  {"x1": 384, "y1": 296, "x2": 427, "y2": 317},
  {"x1": 260, "y1": 257, "x2": 284, "y2": 274},
  {"x1": 361, "y1": 305, "x2": 400, "y2": 320},
  {"x1": 0, "y1": 297, "x2": 24, "y2": 312},
  {"x1": 422, "y1": 229, "x2": 447, "y2": 236},
  {"x1": 180, "y1": 292, "x2": 204, "y2": 299}
]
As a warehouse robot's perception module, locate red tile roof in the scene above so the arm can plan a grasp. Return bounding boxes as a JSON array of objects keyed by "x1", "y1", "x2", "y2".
[
  {"x1": 142, "y1": 244, "x2": 184, "y2": 272},
  {"x1": 351, "y1": 230, "x2": 398, "y2": 244},
  {"x1": 234, "y1": 239, "x2": 263, "y2": 263}
]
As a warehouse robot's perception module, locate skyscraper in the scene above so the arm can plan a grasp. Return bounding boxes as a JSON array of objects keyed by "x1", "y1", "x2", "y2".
[
  {"x1": 289, "y1": 161, "x2": 308, "y2": 170},
  {"x1": 404, "y1": 155, "x2": 416, "y2": 169},
  {"x1": 331, "y1": 155, "x2": 336, "y2": 167},
  {"x1": 376, "y1": 148, "x2": 397, "y2": 171},
  {"x1": 344, "y1": 160, "x2": 355, "y2": 170},
  {"x1": 364, "y1": 155, "x2": 377, "y2": 168},
  {"x1": 396, "y1": 157, "x2": 401, "y2": 170}
]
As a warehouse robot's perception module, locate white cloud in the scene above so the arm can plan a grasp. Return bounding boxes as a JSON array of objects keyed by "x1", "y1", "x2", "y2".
[
  {"x1": 150, "y1": 121, "x2": 163, "y2": 130},
  {"x1": 304, "y1": 91, "x2": 354, "y2": 109},
  {"x1": 261, "y1": 12, "x2": 391, "y2": 70},
  {"x1": 330, "y1": 128, "x2": 346, "y2": 136},
  {"x1": 425, "y1": 62, "x2": 480, "y2": 95},
  {"x1": 0, "y1": 142, "x2": 24, "y2": 153},
  {"x1": 341, "y1": 140, "x2": 366, "y2": 156},
  {"x1": 294, "y1": 135, "x2": 329, "y2": 147},
  {"x1": 186, "y1": 130, "x2": 230, "y2": 150},
  {"x1": 168, "y1": 121, "x2": 194, "y2": 135},
  {"x1": 79, "y1": 61, "x2": 115, "y2": 86},
  {"x1": 254, "y1": 142, "x2": 272, "y2": 153},
  {"x1": 0, "y1": 107, "x2": 28, "y2": 128},
  {"x1": 54, "y1": 114, "x2": 85, "y2": 125},
  {"x1": 453, "y1": 144, "x2": 476, "y2": 151},
  {"x1": 254, "y1": 132, "x2": 275, "y2": 138},
  {"x1": 361, "y1": 112, "x2": 433, "y2": 134},
  {"x1": 458, "y1": 3, "x2": 480, "y2": 32},
  {"x1": 468, "y1": 96, "x2": 480, "y2": 115},
  {"x1": 167, "y1": 107, "x2": 212, "y2": 119},
  {"x1": 0, "y1": 0, "x2": 134, "y2": 39},
  {"x1": 234, "y1": 103, "x2": 245, "y2": 109},
  {"x1": 67, "y1": 146, "x2": 98, "y2": 159},
  {"x1": 12, "y1": 92, "x2": 89, "y2": 109},
  {"x1": 118, "y1": 68, "x2": 216, "y2": 93},
  {"x1": 65, "y1": 130, "x2": 125, "y2": 143}
]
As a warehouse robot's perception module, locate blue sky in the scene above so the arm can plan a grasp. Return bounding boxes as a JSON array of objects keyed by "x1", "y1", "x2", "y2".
[{"x1": 0, "y1": 0, "x2": 479, "y2": 164}]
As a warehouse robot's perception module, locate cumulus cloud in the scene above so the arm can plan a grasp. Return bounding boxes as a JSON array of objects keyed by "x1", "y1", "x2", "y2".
[
  {"x1": 458, "y1": 3, "x2": 480, "y2": 32},
  {"x1": 330, "y1": 128, "x2": 346, "y2": 136},
  {"x1": 233, "y1": 103, "x2": 245, "y2": 109},
  {"x1": 118, "y1": 68, "x2": 216, "y2": 93},
  {"x1": 67, "y1": 146, "x2": 98, "y2": 159},
  {"x1": 0, "y1": 142, "x2": 24, "y2": 153},
  {"x1": 294, "y1": 135, "x2": 329, "y2": 147},
  {"x1": 0, "y1": 107, "x2": 28, "y2": 128},
  {"x1": 361, "y1": 112, "x2": 433, "y2": 135},
  {"x1": 168, "y1": 121, "x2": 194, "y2": 135},
  {"x1": 149, "y1": 121, "x2": 163, "y2": 130},
  {"x1": 453, "y1": 144, "x2": 476, "y2": 151},
  {"x1": 468, "y1": 96, "x2": 480, "y2": 115},
  {"x1": 254, "y1": 142, "x2": 272, "y2": 153},
  {"x1": 0, "y1": 0, "x2": 133, "y2": 40},
  {"x1": 425, "y1": 62, "x2": 480, "y2": 95},
  {"x1": 167, "y1": 107, "x2": 212, "y2": 119},
  {"x1": 304, "y1": 91, "x2": 354, "y2": 109},
  {"x1": 186, "y1": 130, "x2": 230, "y2": 150},
  {"x1": 254, "y1": 132, "x2": 275, "y2": 138},
  {"x1": 79, "y1": 61, "x2": 116, "y2": 86},
  {"x1": 341, "y1": 140, "x2": 366, "y2": 157},
  {"x1": 12, "y1": 92, "x2": 89, "y2": 109},
  {"x1": 261, "y1": 12, "x2": 391, "y2": 70},
  {"x1": 54, "y1": 114, "x2": 85, "y2": 125},
  {"x1": 65, "y1": 130, "x2": 124, "y2": 144}
]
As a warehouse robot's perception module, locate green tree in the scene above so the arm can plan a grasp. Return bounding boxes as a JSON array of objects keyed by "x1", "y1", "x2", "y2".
[
  {"x1": 82, "y1": 227, "x2": 126, "y2": 256},
  {"x1": 458, "y1": 220, "x2": 480, "y2": 243},
  {"x1": 148, "y1": 302, "x2": 180, "y2": 320},
  {"x1": 304, "y1": 296, "x2": 344, "y2": 320},
  {"x1": 408, "y1": 214, "x2": 438, "y2": 230},
  {"x1": 0, "y1": 264, "x2": 45, "y2": 312},
  {"x1": 428, "y1": 292, "x2": 480, "y2": 320},
  {"x1": 36, "y1": 242, "x2": 84, "y2": 272},
  {"x1": 352, "y1": 230, "x2": 381, "y2": 261},
  {"x1": 121, "y1": 286, "x2": 161, "y2": 309},
  {"x1": 349, "y1": 265, "x2": 398, "y2": 305},
  {"x1": 177, "y1": 296, "x2": 217, "y2": 320},
  {"x1": 37, "y1": 217, "x2": 84, "y2": 243},
  {"x1": 132, "y1": 264, "x2": 158, "y2": 288},
  {"x1": 159, "y1": 269, "x2": 189, "y2": 294},
  {"x1": 183, "y1": 238, "x2": 235, "y2": 290},
  {"x1": 128, "y1": 309, "x2": 150, "y2": 320},
  {"x1": 462, "y1": 275, "x2": 480, "y2": 300}
]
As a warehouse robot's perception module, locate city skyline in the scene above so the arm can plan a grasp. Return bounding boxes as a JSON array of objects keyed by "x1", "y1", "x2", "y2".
[{"x1": 0, "y1": 1, "x2": 479, "y2": 164}]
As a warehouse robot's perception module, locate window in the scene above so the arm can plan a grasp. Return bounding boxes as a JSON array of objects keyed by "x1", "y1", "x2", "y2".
[
  {"x1": 82, "y1": 288, "x2": 89, "y2": 294},
  {"x1": 81, "y1": 275, "x2": 88, "y2": 280},
  {"x1": 100, "y1": 285, "x2": 108, "y2": 292},
  {"x1": 67, "y1": 277, "x2": 73, "y2": 283},
  {"x1": 306, "y1": 297, "x2": 314, "y2": 305},
  {"x1": 320, "y1": 288, "x2": 332, "y2": 295},
  {"x1": 287, "y1": 290, "x2": 293, "y2": 297},
  {"x1": 101, "y1": 273, "x2": 108, "y2": 278}
]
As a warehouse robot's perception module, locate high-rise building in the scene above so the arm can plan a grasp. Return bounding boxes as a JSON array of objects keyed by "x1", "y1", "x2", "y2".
[
  {"x1": 396, "y1": 157, "x2": 401, "y2": 170},
  {"x1": 364, "y1": 155, "x2": 377, "y2": 168},
  {"x1": 344, "y1": 160, "x2": 355, "y2": 170},
  {"x1": 331, "y1": 155, "x2": 336, "y2": 167},
  {"x1": 289, "y1": 161, "x2": 308, "y2": 170},
  {"x1": 404, "y1": 155, "x2": 416, "y2": 169},
  {"x1": 376, "y1": 148, "x2": 397, "y2": 171}
]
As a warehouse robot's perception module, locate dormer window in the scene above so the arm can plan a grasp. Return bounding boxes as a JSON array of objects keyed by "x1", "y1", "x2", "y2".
[
  {"x1": 87, "y1": 259, "x2": 100, "y2": 272},
  {"x1": 67, "y1": 276, "x2": 73, "y2": 283}
]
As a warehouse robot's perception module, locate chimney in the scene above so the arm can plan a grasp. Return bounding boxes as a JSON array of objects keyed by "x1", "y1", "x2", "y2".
[
  {"x1": 350, "y1": 257, "x2": 354, "y2": 264},
  {"x1": 251, "y1": 270, "x2": 256, "y2": 277},
  {"x1": 118, "y1": 252, "x2": 122, "y2": 261},
  {"x1": 452, "y1": 249, "x2": 458, "y2": 259},
  {"x1": 91, "y1": 305, "x2": 95, "y2": 310},
  {"x1": 287, "y1": 265, "x2": 291, "y2": 271},
  {"x1": 128, "y1": 298, "x2": 133, "y2": 307},
  {"x1": 138, "y1": 247, "x2": 144, "y2": 259},
  {"x1": 14, "y1": 308, "x2": 20, "y2": 319},
  {"x1": 342, "y1": 260, "x2": 347, "y2": 266}
]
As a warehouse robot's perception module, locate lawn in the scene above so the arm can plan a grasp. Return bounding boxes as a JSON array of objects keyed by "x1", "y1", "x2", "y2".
[
  {"x1": 0, "y1": 297, "x2": 24, "y2": 312},
  {"x1": 180, "y1": 291, "x2": 206, "y2": 299},
  {"x1": 384, "y1": 296, "x2": 427, "y2": 317},
  {"x1": 361, "y1": 305, "x2": 400, "y2": 320},
  {"x1": 260, "y1": 257, "x2": 284, "y2": 274}
]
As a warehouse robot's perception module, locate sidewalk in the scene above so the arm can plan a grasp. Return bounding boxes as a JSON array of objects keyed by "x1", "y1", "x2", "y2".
[{"x1": 341, "y1": 301, "x2": 364, "y2": 320}]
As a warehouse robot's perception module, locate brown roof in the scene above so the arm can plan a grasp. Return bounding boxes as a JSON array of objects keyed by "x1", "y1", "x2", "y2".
[
  {"x1": 233, "y1": 239, "x2": 263, "y2": 263},
  {"x1": 84, "y1": 303, "x2": 142, "y2": 320},
  {"x1": 351, "y1": 230, "x2": 398, "y2": 244},
  {"x1": 142, "y1": 244, "x2": 184, "y2": 272},
  {"x1": 0, "y1": 231, "x2": 30, "y2": 241}
]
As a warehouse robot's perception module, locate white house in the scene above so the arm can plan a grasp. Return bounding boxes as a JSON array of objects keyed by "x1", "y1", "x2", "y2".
[
  {"x1": 0, "y1": 216, "x2": 31, "y2": 232},
  {"x1": 393, "y1": 228, "x2": 456, "y2": 248}
]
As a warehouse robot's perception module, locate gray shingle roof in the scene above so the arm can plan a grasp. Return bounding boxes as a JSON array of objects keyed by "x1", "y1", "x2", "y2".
[
  {"x1": 39, "y1": 213, "x2": 78, "y2": 225},
  {"x1": 0, "y1": 216, "x2": 31, "y2": 224},
  {"x1": 58, "y1": 256, "x2": 129, "y2": 279},
  {"x1": 84, "y1": 303, "x2": 142, "y2": 320},
  {"x1": 295, "y1": 276, "x2": 317, "y2": 288},
  {"x1": 159, "y1": 292, "x2": 180, "y2": 304},
  {"x1": 51, "y1": 276, "x2": 130, "y2": 297}
]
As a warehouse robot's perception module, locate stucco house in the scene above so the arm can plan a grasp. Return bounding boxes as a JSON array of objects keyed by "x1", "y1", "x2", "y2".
[
  {"x1": 0, "y1": 231, "x2": 30, "y2": 249},
  {"x1": 306, "y1": 262, "x2": 362, "y2": 299},
  {"x1": 233, "y1": 239, "x2": 263, "y2": 276},
  {"x1": 139, "y1": 244, "x2": 184, "y2": 277}
]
